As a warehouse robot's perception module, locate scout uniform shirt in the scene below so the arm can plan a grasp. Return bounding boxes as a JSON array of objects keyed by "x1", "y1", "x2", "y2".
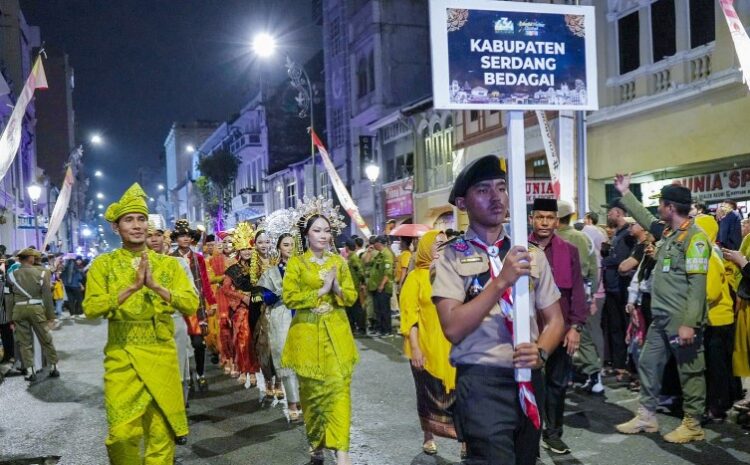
[
  {"x1": 432, "y1": 227, "x2": 561, "y2": 368},
  {"x1": 621, "y1": 192, "x2": 709, "y2": 329},
  {"x1": 367, "y1": 248, "x2": 394, "y2": 294}
]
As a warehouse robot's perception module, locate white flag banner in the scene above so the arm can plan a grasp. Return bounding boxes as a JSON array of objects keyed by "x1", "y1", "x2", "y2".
[
  {"x1": 535, "y1": 110, "x2": 561, "y2": 198},
  {"x1": 0, "y1": 57, "x2": 47, "y2": 182},
  {"x1": 720, "y1": 0, "x2": 750, "y2": 90},
  {"x1": 311, "y1": 130, "x2": 373, "y2": 238},
  {"x1": 43, "y1": 166, "x2": 74, "y2": 250}
]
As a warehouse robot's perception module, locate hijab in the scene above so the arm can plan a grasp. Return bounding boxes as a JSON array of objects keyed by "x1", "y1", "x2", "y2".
[{"x1": 415, "y1": 230, "x2": 441, "y2": 270}]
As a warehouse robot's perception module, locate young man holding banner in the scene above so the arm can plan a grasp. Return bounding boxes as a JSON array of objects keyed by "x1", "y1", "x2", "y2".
[{"x1": 432, "y1": 155, "x2": 565, "y2": 464}]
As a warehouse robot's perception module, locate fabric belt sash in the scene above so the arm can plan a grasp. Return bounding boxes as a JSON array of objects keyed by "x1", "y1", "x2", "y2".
[{"x1": 15, "y1": 299, "x2": 43, "y2": 305}]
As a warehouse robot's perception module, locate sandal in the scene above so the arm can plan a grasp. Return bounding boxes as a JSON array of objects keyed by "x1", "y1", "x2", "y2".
[
  {"x1": 288, "y1": 409, "x2": 303, "y2": 423},
  {"x1": 422, "y1": 439, "x2": 438, "y2": 455}
]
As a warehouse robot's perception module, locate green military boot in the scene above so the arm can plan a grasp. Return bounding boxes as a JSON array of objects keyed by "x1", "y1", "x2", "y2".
[
  {"x1": 663, "y1": 414, "x2": 705, "y2": 444},
  {"x1": 616, "y1": 406, "x2": 659, "y2": 434}
]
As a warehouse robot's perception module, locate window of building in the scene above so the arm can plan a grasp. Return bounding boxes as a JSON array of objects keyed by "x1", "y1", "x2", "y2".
[
  {"x1": 424, "y1": 121, "x2": 454, "y2": 191},
  {"x1": 319, "y1": 172, "x2": 331, "y2": 198},
  {"x1": 651, "y1": 0, "x2": 676, "y2": 62},
  {"x1": 469, "y1": 110, "x2": 479, "y2": 122},
  {"x1": 357, "y1": 57, "x2": 368, "y2": 98},
  {"x1": 368, "y1": 51, "x2": 375, "y2": 92},
  {"x1": 329, "y1": 17, "x2": 343, "y2": 56},
  {"x1": 689, "y1": 0, "x2": 715, "y2": 48},
  {"x1": 331, "y1": 108, "x2": 344, "y2": 147},
  {"x1": 285, "y1": 180, "x2": 296, "y2": 209},
  {"x1": 618, "y1": 12, "x2": 640, "y2": 74}
]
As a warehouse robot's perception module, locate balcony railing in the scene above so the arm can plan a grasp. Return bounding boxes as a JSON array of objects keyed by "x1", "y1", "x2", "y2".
[
  {"x1": 229, "y1": 133, "x2": 262, "y2": 154},
  {"x1": 231, "y1": 192, "x2": 265, "y2": 211}
]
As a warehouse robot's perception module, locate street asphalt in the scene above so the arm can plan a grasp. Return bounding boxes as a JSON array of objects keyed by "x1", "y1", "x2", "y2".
[{"x1": 1, "y1": 316, "x2": 750, "y2": 465}]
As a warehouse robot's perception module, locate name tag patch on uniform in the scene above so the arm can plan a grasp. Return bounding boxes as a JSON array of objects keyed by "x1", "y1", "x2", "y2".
[
  {"x1": 686, "y1": 237, "x2": 710, "y2": 274},
  {"x1": 662, "y1": 257, "x2": 671, "y2": 272},
  {"x1": 460, "y1": 256, "x2": 483, "y2": 264}
]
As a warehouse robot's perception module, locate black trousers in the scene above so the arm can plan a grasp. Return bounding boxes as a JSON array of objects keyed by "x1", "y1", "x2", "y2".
[
  {"x1": 346, "y1": 299, "x2": 366, "y2": 333},
  {"x1": 372, "y1": 291, "x2": 392, "y2": 334},
  {"x1": 65, "y1": 287, "x2": 84, "y2": 316},
  {"x1": 455, "y1": 364, "x2": 544, "y2": 465},
  {"x1": 0, "y1": 322, "x2": 14, "y2": 362},
  {"x1": 602, "y1": 291, "x2": 628, "y2": 369},
  {"x1": 543, "y1": 346, "x2": 571, "y2": 440},
  {"x1": 705, "y1": 324, "x2": 737, "y2": 414},
  {"x1": 191, "y1": 334, "x2": 206, "y2": 377}
]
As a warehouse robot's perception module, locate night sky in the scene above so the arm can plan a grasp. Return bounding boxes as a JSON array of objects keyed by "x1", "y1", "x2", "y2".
[{"x1": 21, "y1": 0, "x2": 321, "y2": 210}]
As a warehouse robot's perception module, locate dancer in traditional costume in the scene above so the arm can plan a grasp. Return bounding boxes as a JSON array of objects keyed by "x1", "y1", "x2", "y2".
[
  {"x1": 399, "y1": 230, "x2": 461, "y2": 456},
  {"x1": 216, "y1": 230, "x2": 237, "y2": 374},
  {"x1": 222, "y1": 222, "x2": 260, "y2": 388},
  {"x1": 249, "y1": 228, "x2": 275, "y2": 398},
  {"x1": 282, "y1": 197, "x2": 358, "y2": 465},
  {"x1": 146, "y1": 216, "x2": 194, "y2": 405},
  {"x1": 83, "y1": 183, "x2": 199, "y2": 464},
  {"x1": 258, "y1": 208, "x2": 303, "y2": 421},
  {"x1": 203, "y1": 233, "x2": 221, "y2": 364},
  {"x1": 171, "y1": 219, "x2": 216, "y2": 392}
]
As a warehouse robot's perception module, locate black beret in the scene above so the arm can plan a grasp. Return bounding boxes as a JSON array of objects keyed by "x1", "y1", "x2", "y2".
[
  {"x1": 449, "y1": 155, "x2": 506, "y2": 205},
  {"x1": 532, "y1": 198, "x2": 558, "y2": 212}
]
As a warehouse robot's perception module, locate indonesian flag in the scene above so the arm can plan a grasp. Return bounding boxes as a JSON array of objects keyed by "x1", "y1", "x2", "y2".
[
  {"x1": 311, "y1": 130, "x2": 373, "y2": 237},
  {"x1": 43, "y1": 167, "x2": 75, "y2": 250},
  {"x1": 0, "y1": 56, "x2": 47, "y2": 182},
  {"x1": 720, "y1": 0, "x2": 750, "y2": 90},
  {"x1": 535, "y1": 110, "x2": 561, "y2": 198}
]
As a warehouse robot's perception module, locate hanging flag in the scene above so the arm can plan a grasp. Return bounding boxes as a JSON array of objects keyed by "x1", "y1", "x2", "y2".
[
  {"x1": 311, "y1": 130, "x2": 373, "y2": 237},
  {"x1": 720, "y1": 0, "x2": 750, "y2": 90},
  {"x1": 0, "y1": 56, "x2": 47, "y2": 182},
  {"x1": 42, "y1": 166, "x2": 74, "y2": 250},
  {"x1": 535, "y1": 110, "x2": 561, "y2": 198}
]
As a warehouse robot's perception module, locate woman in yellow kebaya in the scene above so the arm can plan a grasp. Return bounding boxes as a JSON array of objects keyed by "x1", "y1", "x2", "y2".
[{"x1": 281, "y1": 197, "x2": 357, "y2": 465}]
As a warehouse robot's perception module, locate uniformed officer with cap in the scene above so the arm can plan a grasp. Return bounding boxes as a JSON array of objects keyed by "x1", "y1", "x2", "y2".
[
  {"x1": 613, "y1": 175, "x2": 709, "y2": 444},
  {"x1": 432, "y1": 154, "x2": 565, "y2": 465},
  {"x1": 10, "y1": 247, "x2": 59, "y2": 382}
]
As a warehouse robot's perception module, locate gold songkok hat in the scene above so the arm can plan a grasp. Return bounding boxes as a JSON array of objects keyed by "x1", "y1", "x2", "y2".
[
  {"x1": 105, "y1": 183, "x2": 149, "y2": 223},
  {"x1": 233, "y1": 222, "x2": 255, "y2": 250}
]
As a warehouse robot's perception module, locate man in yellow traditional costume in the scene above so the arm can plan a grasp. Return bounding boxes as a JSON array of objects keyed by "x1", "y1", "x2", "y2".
[{"x1": 83, "y1": 183, "x2": 200, "y2": 464}]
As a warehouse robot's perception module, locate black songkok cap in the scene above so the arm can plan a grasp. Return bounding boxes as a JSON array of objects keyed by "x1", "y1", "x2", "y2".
[
  {"x1": 532, "y1": 198, "x2": 558, "y2": 212},
  {"x1": 448, "y1": 155, "x2": 506, "y2": 206}
]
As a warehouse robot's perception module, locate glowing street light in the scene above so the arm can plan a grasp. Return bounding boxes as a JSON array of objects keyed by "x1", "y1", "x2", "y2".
[
  {"x1": 157, "y1": 184, "x2": 165, "y2": 191},
  {"x1": 149, "y1": 197, "x2": 155, "y2": 202},
  {"x1": 252, "y1": 32, "x2": 277, "y2": 58},
  {"x1": 96, "y1": 192, "x2": 104, "y2": 199},
  {"x1": 365, "y1": 162, "x2": 380, "y2": 183},
  {"x1": 82, "y1": 228, "x2": 92, "y2": 238},
  {"x1": 186, "y1": 144, "x2": 195, "y2": 154},
  {"x1": 90, "y1": 134, "x2": 103, "y2": 145},
  {"x1": 97, "y1": 204, "x2": 104, "y2": 210},
  {"x1": 94, "y1": 170, "x2": 103, "y2": 177}
]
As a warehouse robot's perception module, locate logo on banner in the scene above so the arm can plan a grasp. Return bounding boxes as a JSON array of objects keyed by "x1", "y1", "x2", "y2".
[
  {"x1": 494, "y1": 18, "x2": 514, "y2": 34},
  {"x1": 518, "y1": 20, "x2": 545, "y2": 37}
]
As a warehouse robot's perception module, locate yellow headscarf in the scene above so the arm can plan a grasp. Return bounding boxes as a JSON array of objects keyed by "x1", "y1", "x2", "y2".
[
  {"x1": 104, "y1": 183, "x2": 149, "y2": 222},
  {"x1": 415, "y1": 230, "x2": 442, "y2": 269}
]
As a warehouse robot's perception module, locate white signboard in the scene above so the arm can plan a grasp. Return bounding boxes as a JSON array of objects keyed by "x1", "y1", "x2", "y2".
[
  {"x1": 429, "y1": 0, "x2": 598, "y2": 110},
  {"x1": 641, "y1": 167, "x2": 750, "y2": 207}
]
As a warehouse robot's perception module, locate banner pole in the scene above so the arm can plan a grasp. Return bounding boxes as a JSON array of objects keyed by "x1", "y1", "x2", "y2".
[{"x1": 506, "y1": 110, "x2": 531, "y2": 383}]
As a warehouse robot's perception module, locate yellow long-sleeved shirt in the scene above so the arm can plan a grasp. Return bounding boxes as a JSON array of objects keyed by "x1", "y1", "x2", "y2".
[{"x1": 707, "y1": 244, "x2": 734, "y2": 327}]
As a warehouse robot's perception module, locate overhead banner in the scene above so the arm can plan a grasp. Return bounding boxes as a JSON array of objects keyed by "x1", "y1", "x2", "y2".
[
  {"x1": 43, "y1": 167, "x2": 74, "y2": 249},
  {"x1": 0, "y1": 56, "x2": 47, "y2": 182},
  {"x1": 640, "y1": 167, "x2": 750, "y2": 207},
  {"x1": 311, "y1": 130, "x2": 373, "y2": 237},
  {"x1": 430, "y1": 0, "x2": 597, "y2": 111},
  {"x1": 720, "y1": 0, "x2": 750, "y2": 90}
]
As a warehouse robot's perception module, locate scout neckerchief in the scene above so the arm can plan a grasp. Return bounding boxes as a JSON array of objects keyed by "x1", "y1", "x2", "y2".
[{"x1": 468, "y1": 234, "x2": 542, "y2": 430}]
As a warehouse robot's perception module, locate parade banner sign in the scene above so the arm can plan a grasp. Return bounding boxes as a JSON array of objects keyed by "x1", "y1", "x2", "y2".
[
  {"x1": 430, "y1": 0, "x2": 597, "y2": 111},
  {"x1": 311, "y1": 130, "x2": 373, "y2": 237},
  {"x1": 0, "y1": 57, "x2": 47, "y2": 182},
  {"x1": 43, "y1": 167, "x2": 74, "y2": 249},
  {"x1": 720, "y1": 0, "x2": 750, "y2": 90}
]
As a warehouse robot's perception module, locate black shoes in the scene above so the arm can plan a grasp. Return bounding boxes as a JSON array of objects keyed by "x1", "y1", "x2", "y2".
[
  {"x1": 23, "y1": 368, "x2": 36, "y2": 382},
  {"x1": 175, "y1": 435, "x2": 188, "y2": 445},
  {"x1": 197, "y1": 377, "x2": 208, "y2": 392},
  {"x1": 49, "y1": 365, "x2": 60, "y2": 378},
  {"x1": 210, "y1": 354, "x2": 219, "y2": 364},
  {"x1": 542, "y1": 436, "x2": 571, "y2": 455}
]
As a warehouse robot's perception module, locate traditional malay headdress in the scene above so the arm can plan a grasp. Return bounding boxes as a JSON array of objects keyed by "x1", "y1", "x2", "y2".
[
  {"x1": 172, "y1": 219, "x2": 193, "y2": 238},
  {"x1": 295, "y1": 196, "x2": 347, "y2": 238},
  {"x1": 147, "y1": 214, "x2": 166, "y2": 235},
  {"x1": 262, "y1": 208, "x2": 303, "y2": 258},
  {"x1": 104, "y1": 183, "x2": 149, "y2": 222},
  {"x1": 232, "y1": 222, "x2": 255, "y2": 251}
]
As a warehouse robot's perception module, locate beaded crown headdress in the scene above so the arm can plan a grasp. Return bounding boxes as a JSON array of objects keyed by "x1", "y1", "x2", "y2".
[
  {"x1": 295, "y1": 195, "x2": 346, "y2": 236},
  {"x1": 233, "y1": 222, "x2": 256, "y2": 251},
  {"x1": 173, "y1": 219, "x2": 193, "y2": 237},
  {"x1": 261, "y1": 208, "x2": 303, "y2": 257}
]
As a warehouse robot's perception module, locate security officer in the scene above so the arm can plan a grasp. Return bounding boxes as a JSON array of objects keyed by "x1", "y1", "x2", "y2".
[
  {"x1": 9, "y1": 247, "x2": 59, "y2": 382},
  {"x1": 368, "y1": 235, "x2": 394, "y2": 336},
  {"x1": 614, "y1": 174, "x2": 708, "y2": 444},
  {"x1": 432, "y1": 154, "x2": 565, "y2": 465}
]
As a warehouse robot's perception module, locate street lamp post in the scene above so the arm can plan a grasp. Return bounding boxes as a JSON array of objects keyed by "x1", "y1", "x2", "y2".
[
  {"x1": 252, "y1": 33, "x2": 317, "y2": 196},
  {"x1": 365, "y1": 161, "x2": 381, "y2": 234},
  {"x1": 27, "y1": 183, "x2": 42, "y2": 249}
]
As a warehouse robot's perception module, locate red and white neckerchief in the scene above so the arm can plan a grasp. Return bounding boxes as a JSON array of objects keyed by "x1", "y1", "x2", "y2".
[{"x1": 469, "y1": 236, "x2": 542, "y2": 430}]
